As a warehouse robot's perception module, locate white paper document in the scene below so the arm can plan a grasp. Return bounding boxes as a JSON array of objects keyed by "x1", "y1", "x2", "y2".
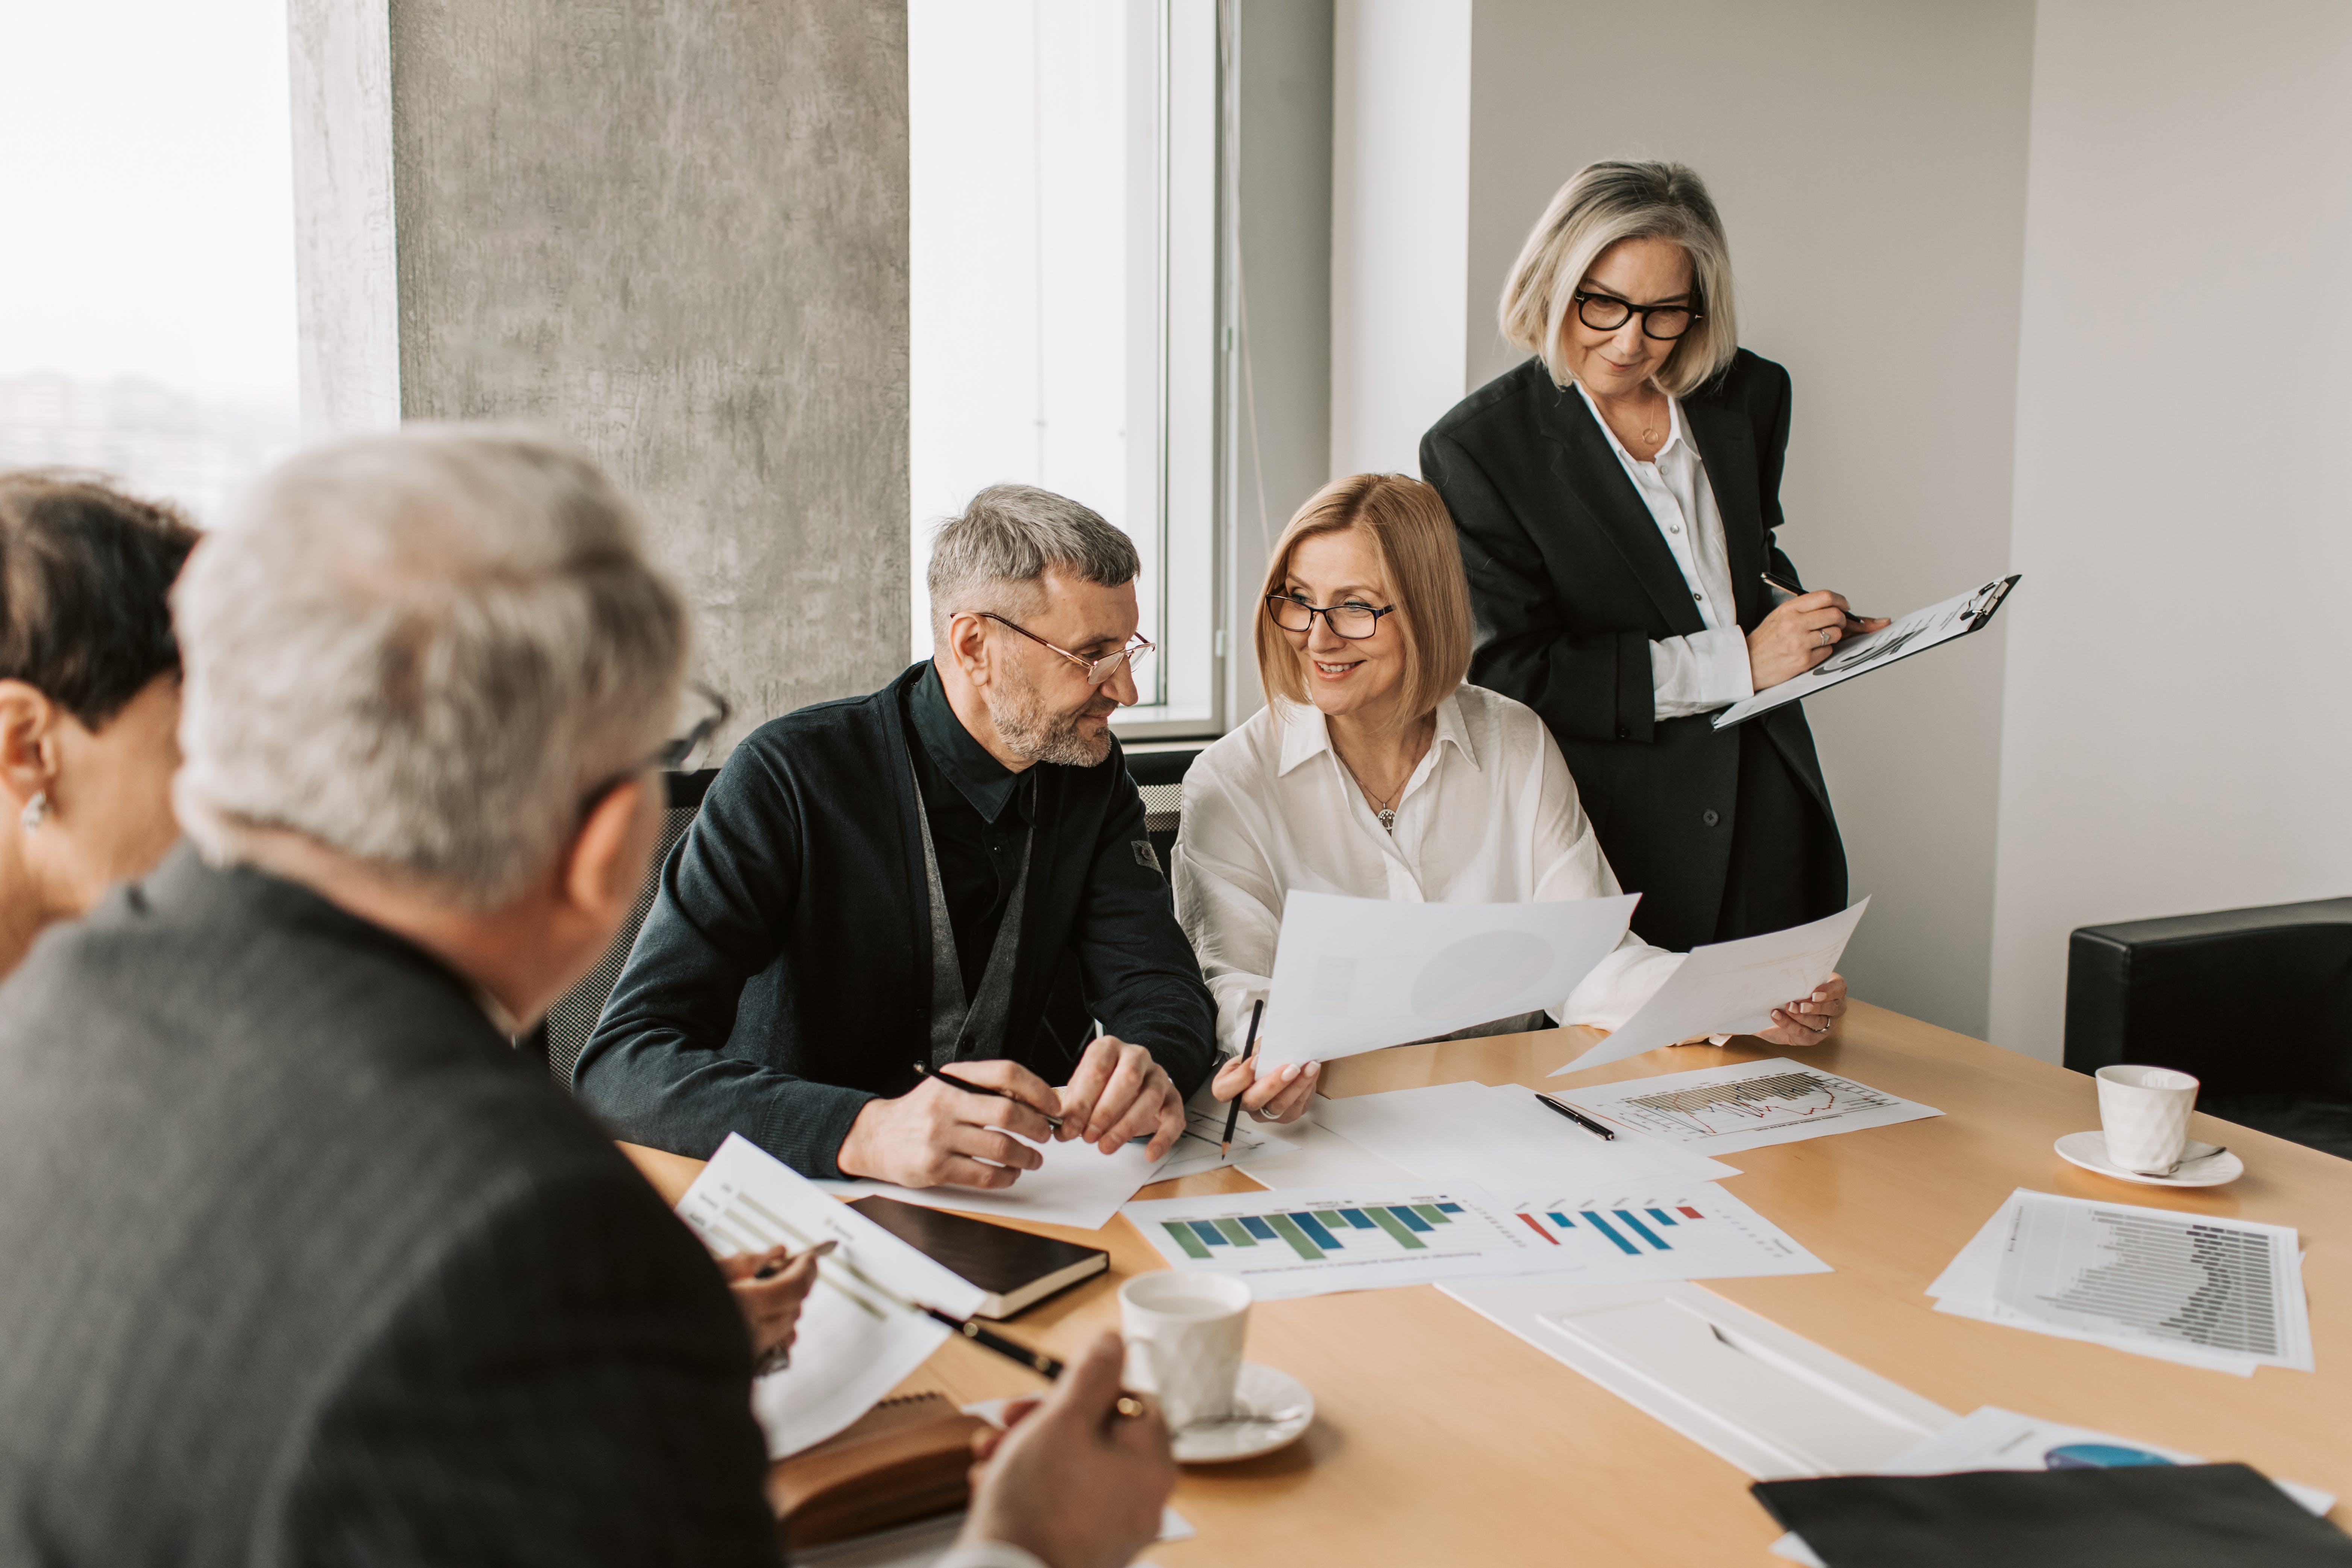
[
  {"x1": 1500, "y1": 1184, "x2": 1829, "y2": 1282},
  {"x1": 1713, "y1": 574, "x2": 2018, "y2": 730},
  {"x1": 1442, "y1": 1280, "x2": 1956, "y2": 1481},
  {"x1": 1549, "y1": 1055, "x2": 1942, "y2": 1155},
  {"x1": 817, "y1": 1130, "x2": 1170, "y2": 1231},
  {"x1": 1124, "y1": 1182, "x2": 1575, "y2": 1298},
  {"x1": 677, "y1": 1134, "x2": 986, "y2": 1458},
  {"x1": 1310, "y1": 1080, "x2": 1739, "y2": 1193},
  {"x1": 1767, "y1": 1404, "x2": 2334, "y2": 1566},
  {"x1": 1257, "y1": 890, "x2": 1639, "y2": 1074},
  {"x1": 1551, "y1": 901, "x2": 1870, "y2": 1075},
  {"x1": 1232, "y1": 1115, "x2": 1418, "y2": 1190},
  {"x1": 1929, "y1": 1189, "x2": 2314, "y2": 1374},
  {"x1": 1154, "y1": 1101, "x2": 1296, "y2": 1181}
]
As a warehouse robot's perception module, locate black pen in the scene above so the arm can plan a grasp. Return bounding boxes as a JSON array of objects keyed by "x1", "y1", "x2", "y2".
[
  {"x1": 925, "y1": 1307, "x2": 1146, "y2": 1416},
  {"x1": 911, "y1": 1060, "x2": 1063, "y2": 1133},
  {"x1": 1534, "y1": 1093, "x2": 1616, "y2": 1141},
  {"x1": 1761, "y1": 571, "x2": 1869, "y2": 628},
  {"x1": 1219, "y1": 999, "x2": 1265, "y2": 1158}
]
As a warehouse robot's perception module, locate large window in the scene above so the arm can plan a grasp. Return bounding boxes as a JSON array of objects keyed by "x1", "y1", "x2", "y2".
[
  {"x1": 908, "y1": 0, "x2": 1220, "y2": 734},
  {"x1": 0, "y1": 0, "x2": 298, "y2": 522}
]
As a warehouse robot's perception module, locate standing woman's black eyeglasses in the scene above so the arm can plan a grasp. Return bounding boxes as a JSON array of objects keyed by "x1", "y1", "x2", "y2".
[{"x1": 1571, "y1": 290, "x2": 1701, "y2": 341}]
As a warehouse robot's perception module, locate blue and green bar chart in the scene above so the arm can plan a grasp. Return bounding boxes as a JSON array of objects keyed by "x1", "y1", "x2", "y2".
[
  {"x1": 1519, "y1": 1204, "x2": 1705, "y2": 1254},
  {"x1": 1162, "y1": 1202, "x2": 1469, "y2": 1262}
]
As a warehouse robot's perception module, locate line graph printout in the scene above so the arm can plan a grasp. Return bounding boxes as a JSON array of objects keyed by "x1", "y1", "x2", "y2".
[
  {"x1": 1930, "y1": 1189, "x2": 2313, "y2": 1374},
  {"x1": 1552, "y1": 901, "x2": 1868, "y2": 1075},
  {"x1": 1554, "y1": 1056, "x2": 1941, "y2": 1156},
  {"x1": 1503, "y1": 1185, "x2": 1828, "y2": 1281}
]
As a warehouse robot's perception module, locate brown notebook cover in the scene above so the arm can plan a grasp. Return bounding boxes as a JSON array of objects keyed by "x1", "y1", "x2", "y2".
[
  {"x1": 766, "y1": 1392, "x2": 987, "y2": 1548},
  {"x1": 848, "y1": 1195, "x2": 1109, "y2": 1319}
]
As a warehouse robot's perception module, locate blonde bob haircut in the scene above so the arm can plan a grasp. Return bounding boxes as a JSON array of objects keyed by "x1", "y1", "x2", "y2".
[
  {"x1": 1499, "y1": 160, "x2": 1740, "y2": 397},
  {"x1": 1255, "y1": 473, "x2": 1472, "y2": 723}
]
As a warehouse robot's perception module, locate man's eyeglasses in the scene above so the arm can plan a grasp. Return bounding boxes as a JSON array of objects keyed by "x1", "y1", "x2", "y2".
[
  {"x1": 579, "y1": 681, "x2": 731, "y2": 818},
  {"x1": 1265, "y1": 592, "x2": 1398, "y2": 640},
  {"x1": 1572, "y1": 290, "x2": 1701, "y2": 341},
  {"x1": 970, "y1": 611, "x2": 1153, "y2": 687}
]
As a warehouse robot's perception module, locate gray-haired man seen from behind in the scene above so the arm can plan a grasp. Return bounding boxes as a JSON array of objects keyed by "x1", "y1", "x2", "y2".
[
  {"x1": 575, "y1": 484, "x2": 1217, "y2": 1188},
  {"x1": 0, "y1": 434, "x2": 1173, "y2": 1568}
]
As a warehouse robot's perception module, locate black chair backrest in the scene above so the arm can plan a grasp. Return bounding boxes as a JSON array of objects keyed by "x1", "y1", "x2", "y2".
[
  {"x1": 1123, "y1": 747, "x2": 1202, "y2": 875},
  {"x1": 2065, "y1": 897, "x2": 2352, "y2": 1095},
  {"x1": 536, "y1": 769, "x2": 718, "y2": 1084}
]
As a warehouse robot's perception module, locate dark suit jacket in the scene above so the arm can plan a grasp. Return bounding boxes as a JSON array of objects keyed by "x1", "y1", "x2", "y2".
[
  {"x1": 1421, "y1": 350, "x2": 1846, "y2": 950},
  {"x1": 574, "y1": 663, "x2": 1217, "y2": 1178},
  {"x1": 0, "y1": 845, "x2": 778, "y2": 1567}
]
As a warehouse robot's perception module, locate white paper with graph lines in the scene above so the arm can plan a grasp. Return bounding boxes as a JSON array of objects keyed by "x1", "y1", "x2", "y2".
[
  {"x1": 677, "y1": 1134, "x2": 987, "y2": 1457},
  {"x1": 1548, "y1": 1056, "x2": 1942, "y2": 1156}
]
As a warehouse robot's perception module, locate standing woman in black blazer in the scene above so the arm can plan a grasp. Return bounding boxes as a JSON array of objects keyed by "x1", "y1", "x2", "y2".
[{"x1": 1422, "y1": 161, "x2": 1885, "y2": 958}]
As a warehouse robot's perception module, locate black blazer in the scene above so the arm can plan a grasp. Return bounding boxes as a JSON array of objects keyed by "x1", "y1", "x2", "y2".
[
  {"x1": 575, "y1": 662, "x2": 1218, "y2": 1178},
  {"x1": 0, "y1": 847, "x2": 778, "y2": 1567},
  {"x1": 1421, "y1": 349, "x2": 1846, "y2": 950}
]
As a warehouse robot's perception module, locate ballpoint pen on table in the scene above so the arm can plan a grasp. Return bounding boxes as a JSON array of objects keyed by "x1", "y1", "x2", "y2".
[
  {"x1": 1219, "y1": 999, "x2": 1265, "y2": 1159},
  {"x1": 1533, "y1": 1092, "x2": 1616, "y2": 1141},
  {"x1": 911, "y1": 1060, "x2": 1065, "y2": 1134}
]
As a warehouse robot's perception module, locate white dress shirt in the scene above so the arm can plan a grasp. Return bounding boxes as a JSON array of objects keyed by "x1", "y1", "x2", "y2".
[
  {"x1": 1172, "y1": 683, "x2": 1684, "y2": 1057},
  {"x1": 1573, "y1": 383, "x2": 1754, "y2": 720}
]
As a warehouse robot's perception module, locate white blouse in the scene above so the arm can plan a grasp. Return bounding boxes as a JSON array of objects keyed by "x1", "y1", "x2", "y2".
[{"x1": 1171, "y1": 682, "x2": 1684, "y2": 1058}]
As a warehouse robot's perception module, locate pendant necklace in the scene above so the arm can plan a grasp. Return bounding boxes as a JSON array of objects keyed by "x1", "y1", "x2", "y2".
[{"x1": 1351, "y1": 769, "x2": 1406, "y2": 834}]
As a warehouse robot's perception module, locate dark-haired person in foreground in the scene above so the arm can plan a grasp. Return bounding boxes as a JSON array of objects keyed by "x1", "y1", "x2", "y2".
[
  {"x1": 0, "y1": 431, "x2": 1173, "y2": 1568},
  {"x1": 0, "y1": 473, "x2": 197, "y2": 979},
  {"x1": 576, "y1": 484, "x2": 1216, "y2": 1187}
]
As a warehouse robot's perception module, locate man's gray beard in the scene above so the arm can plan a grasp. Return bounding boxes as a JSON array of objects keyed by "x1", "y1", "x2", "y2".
[{"x1": 990, "y1": 672, "x2": 1114, "y2": 767}]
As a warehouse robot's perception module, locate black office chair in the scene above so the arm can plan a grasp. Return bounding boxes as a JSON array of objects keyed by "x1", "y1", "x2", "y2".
[
  {"x1": 517, "y1": 768, "x2": 717, "y2": 1084},
  {"x1": 2065, "y1": 897, "x2": 2352, "y2": 1160},
  {"x1": 1123, "y1": 746, "x2": 1203, "y2": 873}
]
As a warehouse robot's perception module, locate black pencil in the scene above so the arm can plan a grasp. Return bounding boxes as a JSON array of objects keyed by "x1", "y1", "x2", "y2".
[
  {"x1": 911, "y1": 1060, "x2": 1063, "y2": 1133},
  {"x1": 1219, "y1": 999, "x2": 1265, "y2": 1158}
]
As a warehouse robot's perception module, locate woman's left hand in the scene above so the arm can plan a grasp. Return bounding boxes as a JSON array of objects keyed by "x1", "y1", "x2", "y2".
[
  {"x1": 1756, "y1": 972, "x2": 1848, "y2": 1047},
  {"x1": 721, "y1": 1243, "x2": 828, "y2": 1372}
]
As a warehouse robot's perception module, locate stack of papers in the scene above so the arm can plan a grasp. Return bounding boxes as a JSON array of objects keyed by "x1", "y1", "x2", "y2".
[
  {"x1": 1310, "y1": 1080, "x2": 1738, "y2": 1192},
  {"x1": 1768, "y1": 1405, "x2": 2335, "y2": 1565},
  {"x1": 1545, "y1": 1056, "x2": 1942, "y2": 1156},
  {"x1": 678, "y1": 1135, "x2": 987, "y2": 1457},
  {"x1": 1930, "y1": 1189, "x2": 2314, "y2": 1375}
]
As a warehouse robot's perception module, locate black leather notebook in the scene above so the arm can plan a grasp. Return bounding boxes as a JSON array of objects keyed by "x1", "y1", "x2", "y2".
[
  {"x1": 1754, "y1": 1463, "x2": 2352, "y2": 1567},
  {"x1": 848, "y1": 1196, "x2": 1108, "y2": 1320}
]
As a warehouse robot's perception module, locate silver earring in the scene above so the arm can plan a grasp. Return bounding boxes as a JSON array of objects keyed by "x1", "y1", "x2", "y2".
[{"x1": 19, "y1": 791, "x2": 46, "y2": 832}]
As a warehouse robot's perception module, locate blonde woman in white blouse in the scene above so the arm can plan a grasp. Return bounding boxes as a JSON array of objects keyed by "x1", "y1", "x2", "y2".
[{"x1": 1176, "y1": 474, "x2": 1847, "y2": 1125}]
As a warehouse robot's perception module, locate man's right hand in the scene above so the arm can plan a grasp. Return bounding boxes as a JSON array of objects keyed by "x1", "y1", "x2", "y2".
[
  {"x1": 958, "y1": 1333, "x2": 1175, "y2": 1568},
  {"x1": 834, "y1": 1060, "x2": 1064, "y2": 1189}
]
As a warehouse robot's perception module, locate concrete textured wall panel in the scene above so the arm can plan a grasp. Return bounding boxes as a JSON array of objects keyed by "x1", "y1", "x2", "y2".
[{"x1": 386, "y1": 0, "x2": 910, "y2": 742}]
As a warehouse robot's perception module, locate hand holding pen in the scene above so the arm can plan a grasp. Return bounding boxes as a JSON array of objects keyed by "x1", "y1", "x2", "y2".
[
  {"x1": 722, "y1": 1238, "x2": 836, "y2": 1374},
  {"x1": 834, "y1": 1058, "x2": 1067, "y2": 1190},
  {"x1": 1210, "y1": 999, "x2": 1320, "y2": 1128}
]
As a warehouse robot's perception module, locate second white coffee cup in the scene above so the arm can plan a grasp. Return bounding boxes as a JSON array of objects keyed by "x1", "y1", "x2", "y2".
[
  {"x1": 1119, "y1": 1272, "x2": 1252, "y2": 1430},
  {"x1": 2095, "y1": 1063, "x2": 2200, "y2": 1175}
]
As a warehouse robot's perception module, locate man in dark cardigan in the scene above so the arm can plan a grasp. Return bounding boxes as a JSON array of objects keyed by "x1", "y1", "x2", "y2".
[{"x1": 577, "y1": 484, "x2": 1217, "y2": 1187}]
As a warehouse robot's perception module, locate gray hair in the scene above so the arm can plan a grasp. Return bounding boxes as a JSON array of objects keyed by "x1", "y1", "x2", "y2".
[
  {"x1": 925, "y1": 484, "x2": 1140, "y2": 646},
  {"x1": 1499, "y1": 160, "x2": 1741, "y2": 398},
  {"x1": 173, "y1": 426, "x2": 690, "y2": 909}
]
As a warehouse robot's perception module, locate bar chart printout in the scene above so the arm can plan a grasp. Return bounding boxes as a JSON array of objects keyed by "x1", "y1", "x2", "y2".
[
  {"x1": 1122, "y1": 1184, "x2": 1571, "y2": 1299},
  {"x1": 1504, "y1": 1186, "x2": 1829, "y2": 1281},
  {"x1": 1556, "y1": 1056, "x2": 1941, "y2": 1155}
]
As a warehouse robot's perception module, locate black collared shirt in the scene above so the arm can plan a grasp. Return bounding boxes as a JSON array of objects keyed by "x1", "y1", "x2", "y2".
[{"x1": 905, "y1": 663, "x2": 1033, "y2": 1004}]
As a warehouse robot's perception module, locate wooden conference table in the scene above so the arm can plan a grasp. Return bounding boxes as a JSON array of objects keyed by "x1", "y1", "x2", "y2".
[{"x1": 623, "y1": 1002, "x2": 2352, "y2": 1565}]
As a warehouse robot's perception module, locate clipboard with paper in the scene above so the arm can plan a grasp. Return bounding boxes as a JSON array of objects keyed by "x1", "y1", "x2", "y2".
[{"x1": 1712, "y1": 575, "x2": 2019, "y2": 730}]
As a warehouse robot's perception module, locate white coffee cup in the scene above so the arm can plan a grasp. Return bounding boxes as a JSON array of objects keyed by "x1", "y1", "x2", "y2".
[
  {"x1": 2095, "y1": 1063, "x2": 2200, "y2": 1175},
  {"x1": 1119, "y1": 1272, "x2": 1251, "y2": 1430}
]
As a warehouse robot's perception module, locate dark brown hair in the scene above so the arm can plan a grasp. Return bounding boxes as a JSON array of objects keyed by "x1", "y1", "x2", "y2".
[{"x1": 0, "y1": 473, "x2": 200, "y2": 729}]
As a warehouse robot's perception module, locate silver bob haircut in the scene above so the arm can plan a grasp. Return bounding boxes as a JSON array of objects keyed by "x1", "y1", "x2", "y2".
[
  {"x1": 1499, "y1": 160, "x2": 1741, "y2": 397},
  {"x1": 173, "y1": 427, "x2": 690, "y2": 909},
  {"x1": 925, "y1": 483, "x2": 1140, "y2": 646}
]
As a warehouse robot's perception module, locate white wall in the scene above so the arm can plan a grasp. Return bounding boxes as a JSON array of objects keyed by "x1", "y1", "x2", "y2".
[
  {"x1": 1328, "y1": 0, "x2": 1471, "y2": 478},
  {"x1": 1988, "y1": 0, "x2": 2352, "y2": 1060},
  {"x1": 1457, "y1": 0, "x2": 2036, "y2": 1036}
]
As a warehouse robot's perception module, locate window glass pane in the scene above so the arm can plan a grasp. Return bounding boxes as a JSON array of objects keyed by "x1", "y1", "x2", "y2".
[{"x1": 0, "y1": 0, "x2": 298, "y2": 523}]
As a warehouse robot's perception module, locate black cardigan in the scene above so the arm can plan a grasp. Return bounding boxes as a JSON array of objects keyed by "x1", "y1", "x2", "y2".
[
  {"x1": 573, "y1": 663, "x2": 1218, "y2": 1176},
  {"x1": 1420, "y1": 349, "x2": 1846, "y2": 950}
]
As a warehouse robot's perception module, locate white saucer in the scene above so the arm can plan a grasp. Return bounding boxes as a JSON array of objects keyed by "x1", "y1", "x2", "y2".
[
  {"x1": 2055, "y1": 1130, "x2": 2243, "y2": 1188},
  {"x1": 1170, "y1": 1362, "x2": 1313, "y2": 1463}
]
